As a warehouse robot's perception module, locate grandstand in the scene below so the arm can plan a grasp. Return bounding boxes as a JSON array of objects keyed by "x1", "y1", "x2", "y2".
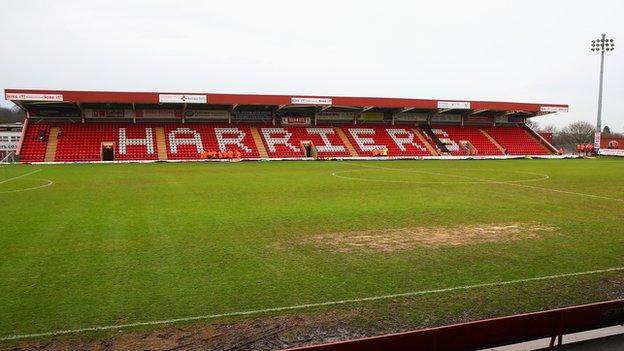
[{"x1": 5, "y1": 89, "x2": 566, "y2": 163}]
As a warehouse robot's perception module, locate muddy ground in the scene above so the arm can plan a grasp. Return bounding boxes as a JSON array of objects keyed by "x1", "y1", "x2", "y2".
[{"x1": 5, "y1": 272, "x2": 624, "y2": 351}]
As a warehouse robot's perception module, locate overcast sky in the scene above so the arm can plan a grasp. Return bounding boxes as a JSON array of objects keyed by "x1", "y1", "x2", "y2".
[{"x1": 0, "y1": 0, "x2": 622, "y2": 130}]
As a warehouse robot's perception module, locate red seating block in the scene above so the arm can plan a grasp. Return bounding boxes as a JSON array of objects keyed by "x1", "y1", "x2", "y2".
[
  {"x1": 484, "y1": 126, "x2": 550, "y2": 155},
  {"x1": 164, "y1": 124, "x2": 259, "y2": 160},
  {"x1": 55, "y1": 123, "x2": 159, "y2": 161},
  {"x1": 257, "y1": 126, "x2": 350, "y2": 158},
  {"x1": 344, "y1": 126, "x2": 430, "y2": 156},
  {"x1": 427, "y1": 125, "x2": 502, "y2": 155},
  {"x1": 19, "y1": 123, "x2": 50, "y2": 162}
]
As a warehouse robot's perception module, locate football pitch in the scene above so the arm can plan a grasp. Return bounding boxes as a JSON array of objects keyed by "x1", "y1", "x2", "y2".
[{"x1": 1, "y1": 158, "x2": 624, "y2": 344}]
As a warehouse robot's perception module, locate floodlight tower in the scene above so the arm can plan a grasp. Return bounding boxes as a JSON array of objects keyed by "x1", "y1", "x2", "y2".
[{"x1": 591, "y1": 34, "x2": 615, "y2": 152}]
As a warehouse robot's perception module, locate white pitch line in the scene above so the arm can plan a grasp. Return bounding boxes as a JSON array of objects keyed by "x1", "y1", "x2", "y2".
[
  {"x1": 340, "y1": 162, "x2": 624, "y2": 203},
  {"x1": 0, "y1": 178, "x2": 54, "y2": 194},
  {"x1": 1, "y1": 266, "x2": 623, "y2": 341},
  {"x1": 0, "y1": 169, "x2": 42, "y2": 185}
]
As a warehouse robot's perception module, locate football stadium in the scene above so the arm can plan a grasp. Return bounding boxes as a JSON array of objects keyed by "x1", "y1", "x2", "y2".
[{"x1": 1, "y1": 88, "x2": 624, "y2": 350}]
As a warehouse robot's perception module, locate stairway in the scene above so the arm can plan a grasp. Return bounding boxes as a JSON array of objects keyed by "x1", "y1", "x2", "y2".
[
  {"x1": 412, "y1": 128, "x2": 439, "y2": 155},
  {"x1": 44, "y1": 127, "x2": 59, "y2": 162},
  {"x1": 523, "y1": 125, "x2": 558, "y2": 154},
  {"x1": 335, "y1": 127, "x2": 359, "y2": 157},
  {"x1": 479, "y1": 129, "x2": 506, "y2": 155},
  {"x1": 250, "y1": 126, "x2": 269, "y2": 158},
  {"x1": 420, "y1": 125, "x2": 449, "y2": 153},
  {"x1": 155, "y1": 127, "x2": 168, "y2": 160}
]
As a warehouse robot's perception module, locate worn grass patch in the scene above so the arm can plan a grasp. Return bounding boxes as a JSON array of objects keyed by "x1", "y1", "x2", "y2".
[{"x1": 302, "y1": 222, "x2": 557, "y2": 252}]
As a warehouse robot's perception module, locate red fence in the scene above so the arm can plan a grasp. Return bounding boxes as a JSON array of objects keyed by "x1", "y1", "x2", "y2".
[{"x1": 281, "y1": 299, "x2": 624, "y2": 351}]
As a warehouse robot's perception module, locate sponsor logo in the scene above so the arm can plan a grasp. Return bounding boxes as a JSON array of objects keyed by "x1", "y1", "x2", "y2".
[
  {"x1": 291, "y1": 97, "x2": 332, "y2": 105},
  {"x1": 158, "y1": 94, "x2": 207, "y2": 104},
  {"x1": 6, "y1": 93, "x2": 63, "y2": 101},
  {"x1": 437, "y1": 101, "x2": 470, "y2": 109},
  {"x1": 281, "y1": 117, "x2": 311, "y2": 125},
  {"x1": 540, "y1": 106, "x2": 568, "y2": 112},
  {"x1": 599, "y1": 149, "x2": 624, "y2": 156}
]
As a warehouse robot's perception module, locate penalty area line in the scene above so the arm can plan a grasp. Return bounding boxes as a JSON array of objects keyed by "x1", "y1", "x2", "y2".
[{"x1": 2, "y1": 266, "x2": 624, "y2": 341}]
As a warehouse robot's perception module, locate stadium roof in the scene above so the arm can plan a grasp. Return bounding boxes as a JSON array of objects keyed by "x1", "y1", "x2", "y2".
[{"x1": 4, "y1": 89, "x2": 568, "y2": 117}]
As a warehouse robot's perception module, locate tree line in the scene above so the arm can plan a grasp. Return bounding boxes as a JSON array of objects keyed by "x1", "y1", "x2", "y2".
[
  {"x1": 0, "y1": 105, "x2": 25, "y2": 123},
  {"x1": 527, "y1": 119, "x2": 622, "y2": 148}
]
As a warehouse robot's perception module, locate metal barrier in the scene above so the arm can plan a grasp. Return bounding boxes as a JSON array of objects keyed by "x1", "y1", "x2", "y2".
[{"x1": 281, "y1": 299, "x2": 624, "y2": 351}]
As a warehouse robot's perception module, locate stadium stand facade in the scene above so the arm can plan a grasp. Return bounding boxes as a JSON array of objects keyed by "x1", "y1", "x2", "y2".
[{"x1": 5, "y1": 89, "x2": 567, "y2": 162}]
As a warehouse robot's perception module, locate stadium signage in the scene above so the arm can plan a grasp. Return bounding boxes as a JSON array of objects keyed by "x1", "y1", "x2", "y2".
[
  {"x1": 84, "y1": 109, "x2": 133, "y2": 118},
  {"x1": 291, "y1": 97, "x2": 332, "y2": 105},
  {"x1": 136, "y1": 109, "x2": 182, "y2": 119},
  {"x1": 158, "y1": 94, "x2": 207, "y2": 104},
  {"x1": 281, "y1": 117, "x2": 311, "y2": 125},
  {"x1": 437, "y1": 101, "x2": 470, "y2": 109},
  {"x1": 599, "y1": 148, "x2": 624, "y2": 156},
  {"x1": 540, "y1": 106, "x2": 568, "y2": 112},
  {"x1": 393, "y1": 113, "x2": 428, "y2": 122},
  {"x1": 5, "y1": 93, "x2": 63, "y2": 101},
  {"x1": 232, "y1": 110, "x2": 272, "y2": 121},
  {"x1": 594, "y1": 132, "x2": 601, "y2": 149},
  {"x1": 316, "y1": 111, "x2": 356, "y2": 121},
  {"x1": 184, "y1": 110, "x2": 230, "y2": 119}
]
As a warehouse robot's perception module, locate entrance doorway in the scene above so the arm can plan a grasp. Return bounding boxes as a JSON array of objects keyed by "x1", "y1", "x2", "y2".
[
  {"x1": 301, "y1": 141, "x2": 317, "y2": 158},
  {"x1": 101, "y1": 142, "x2": 115, "y2": 161}
]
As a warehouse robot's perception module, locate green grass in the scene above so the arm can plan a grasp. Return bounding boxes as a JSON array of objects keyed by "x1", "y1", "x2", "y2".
[{"x1": 1, "y1": 159, "x2": 623, "y2": 341}]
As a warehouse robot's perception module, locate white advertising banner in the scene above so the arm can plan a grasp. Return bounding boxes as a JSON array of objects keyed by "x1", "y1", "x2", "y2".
[
  {"x1": 158, "y1": 94, "x2": 207, "y2": 104},
  {"x1": 0, "y1": 132, "x2": 20, "y2": 151},
  {"x1": 6, "y1": 93, "x2": 63, "y2": 101},
  {"x1": 184, "y1": 110, "x2": 230, "y2": 119},
  {"x1": 598, "y1": 149, "x2": 624, "y2": 156},
  {"x1": 437, "y1": 101, "x2": 470, "y2": 109},
  {"x1": 594, "y1": 131, "x2": 601, "y2": 149},
  {"x1": 540, "y1": 106, "x2": 569, "y2": 113},
  {"x1": 291, "y1": 97, "x2": 332, "y2": 105}
]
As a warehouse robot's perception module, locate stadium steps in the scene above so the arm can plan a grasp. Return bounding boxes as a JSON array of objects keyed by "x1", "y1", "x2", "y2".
[
  {"x1": 412, "y1": 128, "x2": 439, "y2": 155},
  {"x1": 523, "y1": 124, "x2": 558, "y2": 154},
  {"x1": 335, "y1": 128, "x2": 359, "y2": 157},
  {"x1": 250, "y1": 126, "x2": 269, "y2": 158},
  {"x1": 479, "y1": 129, "x2": 506, "y2": 155},
  {"x1": 420, "y1": 124, "x2": 450, "y2": 153},
  {"x1": 154, "y1": 127, "x2": 168, "y2": 160},
  {"x1": 44, "y1": 127, "x2": 59, "y2": 162}
]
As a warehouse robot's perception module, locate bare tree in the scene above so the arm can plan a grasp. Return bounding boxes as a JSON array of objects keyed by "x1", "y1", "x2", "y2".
[
  {"x1": 524, "y1": 119, "x2": 540, "y2": 131},
  {"x1": 558, "y1": 121, "x2": 595, "y2": 145},
  {"x1": 541, "y1": 124, "x2": 558, "y2": 133}
]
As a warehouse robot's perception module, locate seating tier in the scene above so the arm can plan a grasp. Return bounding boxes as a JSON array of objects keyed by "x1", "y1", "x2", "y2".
[
  {"x1": 257, "y1": 126, "x2": 350, "y2": 158},
  {"x1": 19, "y1": 123, "x2": 50, "y2": 162},
  {"x1": 428, "y1": 125, "x2": 502, "y2": 155},
  {"x1": 484, "y1": 126, "x2": 550, "y2": 155},
  {"x1": 19, "y1": 122, "x2": 552, "y2": 161},
  {"x1": 164, "y1": 124, "x2": 259, "y2": 159},
  {"x1": 344, "y1": 126, "x2": 430, "y2": 156}
]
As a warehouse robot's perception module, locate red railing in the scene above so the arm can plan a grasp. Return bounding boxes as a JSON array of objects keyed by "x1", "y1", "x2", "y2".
[{"x1": 281, "y1": 299, "x2": 624, "y2": 351}]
